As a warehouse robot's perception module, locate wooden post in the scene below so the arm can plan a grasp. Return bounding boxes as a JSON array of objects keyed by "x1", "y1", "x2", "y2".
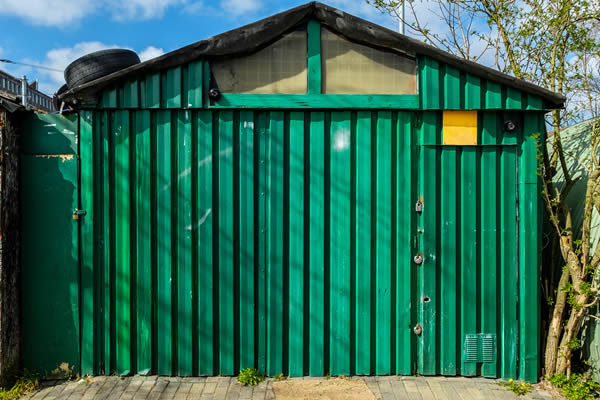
[{"x1": 0, "y1": 106, "x2": 21, "y2": 386}]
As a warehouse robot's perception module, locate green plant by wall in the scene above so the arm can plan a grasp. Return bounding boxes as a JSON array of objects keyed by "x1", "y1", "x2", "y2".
[
  {"x1": 499, "y1": 379, "x2": 533, "y2": 396},
  {"x1": 549, "y1": 374, "x2": 600, "y2": 400},
  {"x1": 237, "y1": 368, "x2": 265, "y2": 386},
  {"x1": 273, "y1": 373, "x2": 286, "y2": 381},
  {"x1": 0, "y1": 375, "x2": 39, "y2": 400}
]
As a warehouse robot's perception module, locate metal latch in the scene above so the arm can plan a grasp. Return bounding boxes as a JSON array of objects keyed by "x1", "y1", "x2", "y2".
[
  {"x1": 415, "y1": 201, "x2": 423, "y2": 213},
  {"x1": 72, "y1": 209, "x2": 87, "y2": 220}
]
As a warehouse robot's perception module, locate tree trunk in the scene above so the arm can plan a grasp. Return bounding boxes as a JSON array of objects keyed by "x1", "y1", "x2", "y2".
[
  {"x1": 555, "y1": 302, "x2": 588, "y2": 375},
  {"x1": 544, "y1": 266, "x2": 570, "y2": 377},
  {"x1": 0, "y1": 108, "x2": 21, "y2": 387}
]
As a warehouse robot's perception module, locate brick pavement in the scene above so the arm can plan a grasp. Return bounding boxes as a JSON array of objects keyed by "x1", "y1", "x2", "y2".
[{"x1": 24, "y1": 375, "x2": 560, "y2": 400}]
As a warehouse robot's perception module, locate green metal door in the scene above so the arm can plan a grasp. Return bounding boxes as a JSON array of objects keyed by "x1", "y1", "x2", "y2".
[
  {"x1": 418, "y1": 143, "x2": 518, "y2": 378},
  {"x1": 21, "y1": 113, "x2": 80, "y2": 376}
]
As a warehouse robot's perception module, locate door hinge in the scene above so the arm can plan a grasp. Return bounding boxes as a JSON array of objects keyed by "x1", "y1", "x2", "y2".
[{"x1": 72, "y1": 209, "x2": 87, "y2": 220}]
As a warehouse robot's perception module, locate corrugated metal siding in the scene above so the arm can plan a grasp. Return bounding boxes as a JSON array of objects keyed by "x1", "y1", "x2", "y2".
[
  {"x1": 79, "y1": 108, "x2": 543, "y2": 380},
  {"x1": 418, "y1": 56, "x2": 544, "y2": 111}
]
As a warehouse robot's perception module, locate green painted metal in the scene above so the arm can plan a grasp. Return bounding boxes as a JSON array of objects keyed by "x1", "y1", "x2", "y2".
[
  {"x1": 330, "y1": 111, "x2": 351, "y2": 376},
  {"x1": 396, "y1": 112, "x2": 416, "y2": 375},
  {"x1": 197, "y1": 111, "x2": 214, "y2": 375},
  {"x1": 240, "y1": 110, "x2": 256, "y2": 372},
  {"x1": 519, "y1": 114, "x2": 542, "y2": 382},
  {"x1": 308, "y1": 112, "x2": 325, "y2": 376},
  {"x1": 288, "y1": 112, "x2": 304, "y2": 376},
  {"x1": 20, "y1": 112, "x2": 77, "y2": 154},
  {"x1": 21, "y1": 113, "x2": 79, "y2": 376},
  {"x1": 157, "y1": 110, "x2": 172, "y2": 375},
  {"x1": 375, "y1": 111, "x2": 392, "y2": 374},
  {"x1": 136, "y1": 110, "x2": 152, "y2": 375},
  {"x1": 266, "y1": 111, "x2": 285, "y2": 376},
  {"x1": 307, "y1": 20, "x2": 322, "y2": 95},
  {"x1": 80, "y1": 111, "x2": 94, "y2": 375},
  {"x1": 71, "y1": 107, "x2": 542, "y2": 382},
  {"x1": 211, "y1": 94, "x2": 420, "y2": 109},
  {"x1": 22, "y1": 17, "x2": 550, "y2": 384}
]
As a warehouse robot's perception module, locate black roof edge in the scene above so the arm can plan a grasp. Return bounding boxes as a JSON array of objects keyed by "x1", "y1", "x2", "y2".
[
  {"x1": 60, "y1": 1, "x2": 565, "y2": 108},
  {"x1": 0, "y1": 97, "x2": 26, "y2": 114}
]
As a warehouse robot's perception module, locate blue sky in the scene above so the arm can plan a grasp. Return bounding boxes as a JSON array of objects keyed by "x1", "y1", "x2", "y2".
[{"x1": 0, "y1": 0, "x2": 397, "y2": 94}]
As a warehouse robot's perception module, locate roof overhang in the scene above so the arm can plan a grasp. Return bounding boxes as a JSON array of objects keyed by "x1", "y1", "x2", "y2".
[{"x1": 60, "y1": 1, "x2": 565, "y2": 109}]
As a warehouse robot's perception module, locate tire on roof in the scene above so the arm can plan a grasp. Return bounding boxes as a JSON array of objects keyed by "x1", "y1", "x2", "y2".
[{"x1": 64, "y1": 49, "x2": 140, "y2": 89}]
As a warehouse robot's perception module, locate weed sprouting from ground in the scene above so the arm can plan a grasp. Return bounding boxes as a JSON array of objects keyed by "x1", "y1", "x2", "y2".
[
  {"x1": 237, "y1": 368, "x2": 265, "y2": 386},
  {"x1": 499, "y1": 379, "x2": 533, "y2": 396}
]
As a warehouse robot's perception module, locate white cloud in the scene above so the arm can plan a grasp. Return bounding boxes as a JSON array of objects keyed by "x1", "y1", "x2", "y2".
[
  {"x1": 220, "y1": 0, "x2": 262, "y2": 16},
  {"x1": 139, "y1": 46, "x2": 165, "y2": 61},
  {"x1": 106, "y1": 0, "x2": 186, "y2": 21},
  {"x1": 0, "y1": 0, "x2": 97, "y2": 26},
  {"x1": 0, "y1": 0, "x2": 184, "y2": 26},
  {"x1": 183, "y1": 1, "x2": 215, "y2": 14},
  {"x1": 185, "y1": 0, "x2": 262, "y2": 17}
]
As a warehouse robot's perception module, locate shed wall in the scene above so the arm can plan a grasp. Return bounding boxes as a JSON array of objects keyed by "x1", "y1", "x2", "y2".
[{"x1": 77, "y1": 107, "x2": 543, "y2": 381}]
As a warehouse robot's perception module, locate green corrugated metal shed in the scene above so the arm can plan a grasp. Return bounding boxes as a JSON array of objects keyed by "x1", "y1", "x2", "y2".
[{"x1": 22, "y1": 1, "x2": 564, "y2": 382}]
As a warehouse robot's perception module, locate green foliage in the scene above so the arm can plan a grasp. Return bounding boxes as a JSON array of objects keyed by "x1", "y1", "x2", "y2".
[
  {"x1": 499, "y1": 379, "x2": 534, "y2": 396},
  {"x1": 549, "y1": 374, "x2": 600, "y2": 400},
  {"x1": 562, "y1": 282, "x2": 584, "y2": 311},
  {"x1": 273, "y1": 373, "x2": 286, "y2": 381},
  {"x1": 0, "y1": 375, "x2": 39, "y2": 400},
  {"x1": 237, "y1": 368, "x2": 265, "y2": 386},
  {"x1": 566, "y1": 338, "x2": 583, "y2": 351},
  {"x1": 579, "y1": 282, "x2": 592, "y2": 296}
]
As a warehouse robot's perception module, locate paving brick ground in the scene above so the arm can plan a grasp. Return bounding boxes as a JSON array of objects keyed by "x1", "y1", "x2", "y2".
[{"x1": 24, "y1": 375, "x2": 559, "y2": 400}]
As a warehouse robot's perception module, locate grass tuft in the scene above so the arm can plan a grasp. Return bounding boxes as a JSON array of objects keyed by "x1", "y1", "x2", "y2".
[
  {"x1": 499, "y1": 379, "x2": 534, "y2": 396},
  {"x1": 0, "y1": 374, "x2": 39, "y2": 400}
]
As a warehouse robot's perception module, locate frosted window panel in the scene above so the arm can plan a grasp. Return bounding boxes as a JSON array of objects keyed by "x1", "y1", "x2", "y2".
[
  {"x1": 212, "y1": 30, "x2": 308, "y2": 94},
  {"x1": 321, "y1": 28, "x2": 417, "y2": 94}
]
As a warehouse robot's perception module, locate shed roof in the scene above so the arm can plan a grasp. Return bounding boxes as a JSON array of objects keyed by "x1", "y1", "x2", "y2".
[{"x1": 61, "y1": 1, "x2": 565, "y2": 108}]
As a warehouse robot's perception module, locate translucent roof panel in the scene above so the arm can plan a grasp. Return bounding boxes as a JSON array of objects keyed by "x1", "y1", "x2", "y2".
[
  {"x1": 212, "y1": 29, "x2": 308, "y2": 94},
  {"x1": 321, "y1": 27, "x2": 417, "y2": 95}
]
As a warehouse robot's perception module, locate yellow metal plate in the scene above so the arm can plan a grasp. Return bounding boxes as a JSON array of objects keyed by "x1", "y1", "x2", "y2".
[{"x1": 443, "y1": 111, "x2": 478, "y2": 145}]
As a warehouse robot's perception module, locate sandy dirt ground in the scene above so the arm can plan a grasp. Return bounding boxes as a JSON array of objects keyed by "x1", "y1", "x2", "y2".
[{"x1": 273, "y1": 377, "x2": 377, "y2": 400}]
